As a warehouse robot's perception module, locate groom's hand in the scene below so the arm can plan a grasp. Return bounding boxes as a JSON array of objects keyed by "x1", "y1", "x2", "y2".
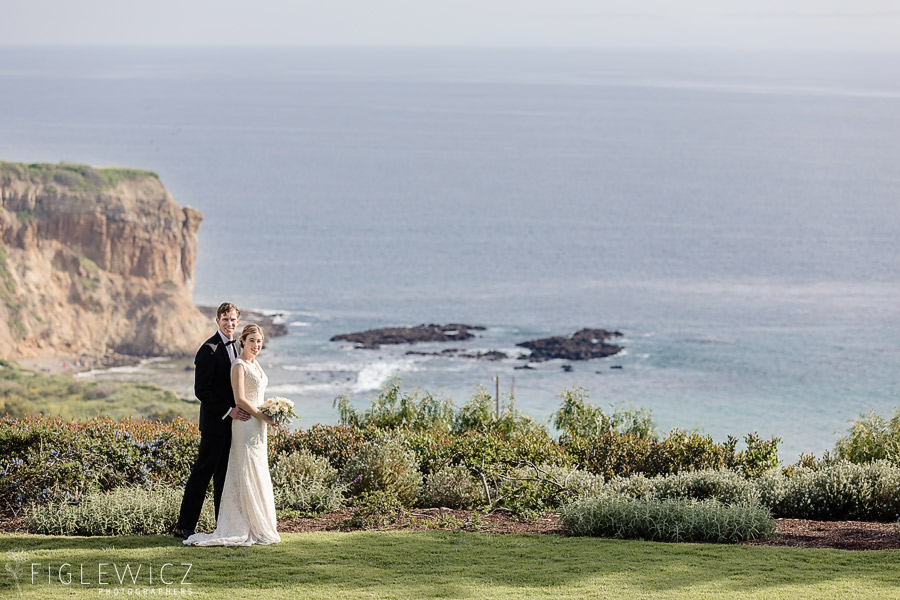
[{"x1": 230, "y1": 407, "x2": 251, "y2": 421}]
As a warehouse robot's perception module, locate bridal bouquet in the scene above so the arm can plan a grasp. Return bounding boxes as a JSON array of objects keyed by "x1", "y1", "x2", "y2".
[{"x1": 260, "y1": 396, "x2": 299, "y2": 426}]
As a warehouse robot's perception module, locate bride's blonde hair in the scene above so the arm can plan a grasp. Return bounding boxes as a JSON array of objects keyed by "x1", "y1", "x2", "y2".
[{"x1": 239, "y1": 323, "x2": 265, "y2": 348}]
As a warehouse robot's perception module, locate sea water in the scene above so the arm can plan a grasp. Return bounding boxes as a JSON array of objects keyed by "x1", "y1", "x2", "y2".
[{"x1": 1, "y1": 46, "x2": 898, "y2": 460}]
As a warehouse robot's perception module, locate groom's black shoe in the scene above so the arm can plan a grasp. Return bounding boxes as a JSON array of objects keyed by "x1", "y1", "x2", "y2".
[{"x1": 173, "y1": 527, "x2": 194, "y2": 540}]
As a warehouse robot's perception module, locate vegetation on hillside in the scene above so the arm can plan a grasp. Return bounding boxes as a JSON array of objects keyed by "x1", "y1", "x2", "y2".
[
  {"x1": 0, "y1": 160, "x2": 159, "y2": 193},
  {"x1": 0, "y1": 359, "x2": 197, "y2": 421}
]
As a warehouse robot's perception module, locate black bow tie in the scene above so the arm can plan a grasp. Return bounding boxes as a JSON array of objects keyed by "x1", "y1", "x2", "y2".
[{"x1": 224, "y1": 340, "x2": 236, "y2": 346}]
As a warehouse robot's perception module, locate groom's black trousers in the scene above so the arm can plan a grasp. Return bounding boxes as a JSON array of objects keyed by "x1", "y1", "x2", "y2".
[{"x1": 176, "y1": 430, "x2": 231, "y2": 531}]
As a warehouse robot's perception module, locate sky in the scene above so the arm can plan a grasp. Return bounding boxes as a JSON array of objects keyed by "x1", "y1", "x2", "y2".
[{"x1": 1, "y1": 0, "x2": 899, "y2": 51}]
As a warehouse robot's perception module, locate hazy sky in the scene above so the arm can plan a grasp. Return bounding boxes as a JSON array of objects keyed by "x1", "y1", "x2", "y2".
[{"x1": 1, "y1": 0, "x2": 899, "y2": 50}]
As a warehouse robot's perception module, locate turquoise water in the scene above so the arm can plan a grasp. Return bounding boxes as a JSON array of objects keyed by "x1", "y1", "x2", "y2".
[{"x1": 1, "y1": 47, "x2": 898, "y2": 460}]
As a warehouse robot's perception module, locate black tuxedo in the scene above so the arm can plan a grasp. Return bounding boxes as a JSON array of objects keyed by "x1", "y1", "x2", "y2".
[{"x1": 176, "y1": 331, "x2": 236, "y2": 531}]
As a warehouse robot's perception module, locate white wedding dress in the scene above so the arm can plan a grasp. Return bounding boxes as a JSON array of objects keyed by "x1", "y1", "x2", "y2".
[{"x1": 185, "y1": 358, "x2": 281, "y2": 546}]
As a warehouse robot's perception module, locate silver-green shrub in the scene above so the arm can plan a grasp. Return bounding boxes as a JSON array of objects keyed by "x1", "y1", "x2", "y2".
[
  {"x1": 25, "y1": 486, "x2": 215, "y2": 536},
  {"x1": 560, "y1": 496, "x2": 775, "y2": 542},
  {"x1": 420, "y1": 464, "x2": 483, "y2": 509},
  {"x1": 271, "y1": 449, "x2": 346, "y2": 515},
  {"x1": 649, "y1": 469, "x2": 761, "y2": 505},
  {"x1": 757, "y1": 460, "x2": 900, "y2": 521},
  {"x1": 344, "y1": 436, "x2": 422, "y2": 507}
]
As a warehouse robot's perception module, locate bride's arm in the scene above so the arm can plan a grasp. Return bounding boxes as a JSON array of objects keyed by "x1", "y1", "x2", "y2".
[{"x1": 231, "y1": 364, "x2": 276, "y2": 426}]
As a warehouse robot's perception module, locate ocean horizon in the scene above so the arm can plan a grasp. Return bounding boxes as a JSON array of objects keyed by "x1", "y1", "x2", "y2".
[{"x1": 1, "y1": 46, "x2": 898, "y2": 461}]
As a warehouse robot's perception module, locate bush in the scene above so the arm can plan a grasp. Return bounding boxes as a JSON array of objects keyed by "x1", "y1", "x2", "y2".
[
  {"x1": 563, "y1": 430, "x2": 780, "y2": 479},
  {"x1": 553, "y1": 387, "x2": 656, "y2": 439},
  {"x1": 455, "y1": 387, "x2": 545, "y2": 436},
  {"x1": 347, "y1": 490, "x2": 407, "y2": 529},
  {"x1": 647, "y1": 469, "x2": 761, "y2": 506},
  {"x1": 492, "y1": 463, "x2": 603, "y2": 517},
  {"x1": 270, "y1": 450, "x2": 346, "y2": 515},
  {"x1": 344, "y1": 436, "x2": 422, "y2": 507},
  {"x1": 756, "y1": 460, "x2": 900, "y2": 521},
  {"x1": 25, "y1": 486, "x2": 215, "y2": 536},
  {"x1": 405, "y1": 428, "x2": 567, "y2": 477},
  {"x1": 270, "y1": 424, "x2": 366, "y2": 471},
  {"x1": 0, "y1": 415, "x2": 199, "y2": 513},
  {"x1": 420, "y1": 464, "x2": 483, "y2": 509},
  {"x1": 560, "y1": 496, "x2": 775, "y2": 543},
  {"x1": 834, "y1": 409, "x2": 900, "y2": 465},
  {"x1": 335, "y1": 379, "x2": 456, "y2": 432}
]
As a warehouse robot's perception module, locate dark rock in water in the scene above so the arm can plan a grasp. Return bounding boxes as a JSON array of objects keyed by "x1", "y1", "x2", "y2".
[
  {"x1": 331, "y1": 324, "x2": 486, "y2": 349},
  {"x1": 405, "y1": 348, "x2": 460, "y2": 357},
  {"x1": 199, "y1": 306, "x2": 289, "y2": 338},
  {"x1": 517, "y1": 328, "x2": 623, "y2": 362},
  {"x1": 515, "y1": 364, "x2": 536, "y2": 370},
  {"x1": 562, "y1": 364, "x2": 573, "y2": 372},
  {"x1": 459, "y1": 350, "x2": 508, "y2": 361},
  {"x1": 611, "y1": 365, "x2": 624, "y2": 370}
]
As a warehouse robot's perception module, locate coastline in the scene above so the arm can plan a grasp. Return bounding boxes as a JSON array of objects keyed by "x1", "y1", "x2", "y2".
[{"x1": 21, "y1": 307, "x2": 290, "y2": 399}]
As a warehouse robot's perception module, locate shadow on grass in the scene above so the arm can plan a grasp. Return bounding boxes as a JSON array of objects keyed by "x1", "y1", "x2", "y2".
[{"x1": 2, "y1": 531, "x2": 899, "y2": 598}]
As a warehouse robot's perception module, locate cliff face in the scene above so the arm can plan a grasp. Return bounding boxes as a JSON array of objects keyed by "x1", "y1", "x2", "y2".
[{"x1": 0, "y1": 162, "x2": 209, "y2": 358}]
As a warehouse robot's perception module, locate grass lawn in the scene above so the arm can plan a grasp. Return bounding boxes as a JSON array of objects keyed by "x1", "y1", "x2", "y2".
[{"x1": 2, "y1": 531, "x2": 898, "y2": 599}]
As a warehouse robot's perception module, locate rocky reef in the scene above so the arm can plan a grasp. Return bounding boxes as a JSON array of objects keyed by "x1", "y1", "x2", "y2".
[
  {"x1": 517, "y1": 328, "x2": 623, "y2": 362},
  {"x1": 331, "y1": 324, "x2": 486, "y2": 349},
  {"x1": 0, "y1": 161, "x2": 208, "y2": 358}
]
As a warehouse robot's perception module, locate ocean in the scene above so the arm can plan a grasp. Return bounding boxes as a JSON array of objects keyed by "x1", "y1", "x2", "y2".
[{"x1": 1, "y1": 46, "x2": 898, "y2": 461}]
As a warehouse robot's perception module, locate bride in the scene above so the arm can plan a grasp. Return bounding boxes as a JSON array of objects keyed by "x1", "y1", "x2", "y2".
[{"x1": 184, "y1": 323, "x2": 281, "y2": 546}]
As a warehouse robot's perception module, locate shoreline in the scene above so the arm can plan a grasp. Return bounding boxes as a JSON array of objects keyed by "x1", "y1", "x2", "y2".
[{"x1": 15, "y1": 307, "x2": 289, "y2": 397}]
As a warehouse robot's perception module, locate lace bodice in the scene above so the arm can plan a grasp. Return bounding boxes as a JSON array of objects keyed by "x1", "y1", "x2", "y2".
[{"x1": 232, "y1": 358, "x2": 268, "y2": 408}]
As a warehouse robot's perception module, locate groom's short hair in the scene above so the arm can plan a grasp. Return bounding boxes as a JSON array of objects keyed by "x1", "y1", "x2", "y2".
[{"x1": 216, "y1": 302, "x2": 240, "y2": 318}]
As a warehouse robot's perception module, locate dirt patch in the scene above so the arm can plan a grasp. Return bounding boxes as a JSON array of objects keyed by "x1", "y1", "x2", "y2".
[{"x1": 743, "y1": 518, "x2": 900, "y2": 551}]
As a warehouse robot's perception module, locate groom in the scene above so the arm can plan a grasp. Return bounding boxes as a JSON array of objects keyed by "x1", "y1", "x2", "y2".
[{"x1": 174, "y1": 302, "x2": 251, "y2": 539}]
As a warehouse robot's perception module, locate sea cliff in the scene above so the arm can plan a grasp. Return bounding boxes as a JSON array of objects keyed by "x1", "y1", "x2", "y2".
[{"x1": 0, "y1": 161, "x2": 207, "y2": 358}]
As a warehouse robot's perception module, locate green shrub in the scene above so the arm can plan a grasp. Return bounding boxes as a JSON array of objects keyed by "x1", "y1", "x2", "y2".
[
  {"x1": 420, "y1": 464, "x2": 483, "y2": 509},
  {"x1": 270, "y1": 424, "x2": 366, "y2": 471},
  {"x1": 344, "y1": 436, "x2": 422, "y2": 507},
  {"x1": 335, "y1": 378, "x2": 455, "y2": 432},
  {"x1": 492, "y1": 463, "x2": 602, "y2": 518},
  {"x1": 756, "y1": 460, "x2": 900, "y2": 521},
  {"x1": 25, "y1": 486, "x2": 215, "y2": 536},
  {"x1": 270, "y1": 450, "x2": 346, "y2": 515},
  {"x1": 560, "y1": 496, "x2": 775, "y2": 543},
  {"x1": 455, "y1": 387, "x2": 545, "y2": 436},
  {"x1": 347, "y1": 490, "x2": 407, "y2": 529},
  {"x1": 553, "y1": 387, "x2": 656, "y2": 439},
  {"x1": 834, "y1": 409, "x2": 900, "y2": 465},
  {"x1": 563, "y1": 430, "x2": 779, "y2": 479},
  {"x1": 647, "y1": 469, "x2": 761, "y2": 505},
  {"x1": 0, "y1": 416, "x2": 198, "y2": 512},
  {"x1": 404, "y1": 427, "x2": 567, "y2": 477}
]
